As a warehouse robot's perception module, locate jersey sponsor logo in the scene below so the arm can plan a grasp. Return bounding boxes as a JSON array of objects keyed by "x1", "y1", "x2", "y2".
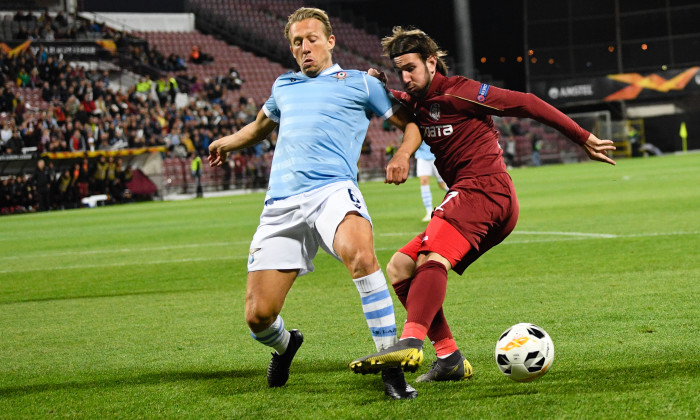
[
  {"x1": 477, "y1": 83, "x2": 490, "y2": 102},
  {"x1": 422, "y1": 124, "x2": 453, "y2": 138},
  {"x1": 429, "y1": 103, "x2": 440, "y2": 121}
]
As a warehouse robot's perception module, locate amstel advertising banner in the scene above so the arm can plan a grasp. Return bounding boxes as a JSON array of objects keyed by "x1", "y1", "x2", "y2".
[{"x1": 531, "y1": 66, "x2": 700, "y2": 106}]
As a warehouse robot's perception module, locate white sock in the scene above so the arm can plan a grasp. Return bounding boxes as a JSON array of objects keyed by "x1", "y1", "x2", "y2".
[
  {"x1": 354, "y1": 270, "x2": 398, "y2": 351},
  {"x1": 250, "y1": 315, "x2": 291, "y2": 355},
  {"x1": 420, "y1": 185, "x2": 432, "y2": 214}
]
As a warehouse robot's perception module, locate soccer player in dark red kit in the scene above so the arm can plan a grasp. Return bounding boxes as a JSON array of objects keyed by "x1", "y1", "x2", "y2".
[{"x1": 349, "y1": 27, "x2": 616, "y2": 382}]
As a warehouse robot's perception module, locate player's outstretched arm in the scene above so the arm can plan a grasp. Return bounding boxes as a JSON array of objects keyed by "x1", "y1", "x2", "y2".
[
  {"x1": 208, "y1": 109, "x2": 277, "y2": 167},
  {"x1": 385, "y1": 124, "x2": 421, "y2": 184},
  {"x1": 582, "y1": 133, "x2": 617, "y2": 165},
  {"x1": 385, "y1": 108, "x2": 422, "y2": 184}
]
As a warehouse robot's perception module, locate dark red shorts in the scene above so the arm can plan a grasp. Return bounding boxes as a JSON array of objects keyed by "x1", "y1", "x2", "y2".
[{"x1": 398, "y1": 172, "x2": 519, "y2": 275}]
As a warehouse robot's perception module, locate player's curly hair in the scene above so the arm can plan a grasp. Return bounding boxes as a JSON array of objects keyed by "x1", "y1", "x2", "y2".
[
  {"x1": 381, "y1": 26, "x2": 449, "y2": 76},
  {"x1": 284, "y1": 7, "x2": 333, "y2": 44}
]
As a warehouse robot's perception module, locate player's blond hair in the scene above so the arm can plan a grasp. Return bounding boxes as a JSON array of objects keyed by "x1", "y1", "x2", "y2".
[
  {"x1": 381, "y1": 26, "x2": 449, "y2": 76},
  {"x1": 284, "y1": 7, "x2": 333, "y2": 44}
]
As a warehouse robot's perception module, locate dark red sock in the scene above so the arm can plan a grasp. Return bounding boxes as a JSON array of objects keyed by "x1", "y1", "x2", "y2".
[
  {"x1": 392, "y1": 277, "x2": 412, "y2": 308},
  {"x1": 401, "y1": 260, "x2": 448, "y2": 341},
  {"x1": 428, "y1": 309, "x2": 456, "y2": 355},
  {"x1": 394, "y1": 277, "x2": 454, "y2": 346}
]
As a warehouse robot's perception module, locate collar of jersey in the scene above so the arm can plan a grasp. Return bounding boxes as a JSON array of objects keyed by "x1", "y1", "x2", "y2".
[
  {"x1": 293, "y1": 63, "x2": 342, "y2": 79},
  {"x1": 423, "y1": 71, "x2": 447, "y2": 99}
]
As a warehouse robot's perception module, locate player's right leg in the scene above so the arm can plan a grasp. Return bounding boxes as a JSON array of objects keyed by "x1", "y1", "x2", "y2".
[
  {"x1": 387, "y1": 242, "x2": 459, "y2": 358},
  {"x1": 246, "y1": 195, "x2": 316, "y2": 388},
  {"x1": 246, "y1": 269, "x2": 304, "y2": 387}
]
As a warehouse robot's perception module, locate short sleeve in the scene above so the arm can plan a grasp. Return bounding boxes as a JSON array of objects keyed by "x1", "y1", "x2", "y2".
[
  {"x1": 262, "y1": 84, "x2": 280, "y2": 123},
  {"x1": 364, "y1": 73, "x2": 402, "y2": 120}
]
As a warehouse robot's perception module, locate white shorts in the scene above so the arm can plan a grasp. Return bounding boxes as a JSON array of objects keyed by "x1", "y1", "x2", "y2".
[
  {"x1": 416, "y1": 158, "x2": 444, "y2": 183},
  {"x1": 247, "y1": 180, "x2": 371, "y2": 276}
]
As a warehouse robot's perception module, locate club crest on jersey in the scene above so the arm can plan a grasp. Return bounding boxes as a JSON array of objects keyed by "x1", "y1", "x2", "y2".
[
  {"x1": 332, "y1": 71, "x2": 348, "y2": 81},
  {"x1": 429, "y1": 103, "x2": 440, "y2": 121},
  {"x1": 477, "y1": 83, "x2": 490, "y2": 102}
]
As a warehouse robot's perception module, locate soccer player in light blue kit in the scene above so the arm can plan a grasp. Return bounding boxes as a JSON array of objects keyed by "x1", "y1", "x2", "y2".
[
  {"x1": 415, "y1": 141, "x2": 449, "y2": 222},
  {"x1": 208, "y1": 7, "x2": 421, "y2": 399}
]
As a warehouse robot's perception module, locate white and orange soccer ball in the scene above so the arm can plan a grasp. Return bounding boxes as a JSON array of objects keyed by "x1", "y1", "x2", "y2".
[{"x1": 495, "y1": 323, "x2": 554, "y2": 382}]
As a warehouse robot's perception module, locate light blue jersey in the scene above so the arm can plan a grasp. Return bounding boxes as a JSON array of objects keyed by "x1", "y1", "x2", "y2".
[
  {"x1": 415, "y1": 141, "x2": 435, "y2": 161},
  {"x1": 263, "y1": 64, "x2": 399, "y2": 199}
]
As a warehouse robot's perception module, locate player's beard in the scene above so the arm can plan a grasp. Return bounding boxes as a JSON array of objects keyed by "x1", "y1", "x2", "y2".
[{"x1": 406, "y1": 63, "x2": 432, "y2": 99}]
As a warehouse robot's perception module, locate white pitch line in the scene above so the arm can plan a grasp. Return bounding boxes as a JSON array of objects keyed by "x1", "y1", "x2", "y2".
[
  {"x1": 379, "y1": 230, "x2": 698, "y2": 240},
  {"x1": 3, "y1": 231, "x2": 697, "y2": 274},
  {"x1": 378, "y1": 230, "x2": 620, "y2": 238},
  {"x1": 376, "y1": 230, "x2": 699, "y2": 250},
  {"x1": 512, "y1": 231, "x2": 618, "y2": 238},
  {"x1": 0, "y1": 255, "x2": 248, "y2": 274},
  {"x1": 0, "y1": 241, "x2": 251, "y2": 261}
]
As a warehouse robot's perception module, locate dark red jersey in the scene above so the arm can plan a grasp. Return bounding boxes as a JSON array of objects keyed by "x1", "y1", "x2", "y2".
[{"x1": 392, "y1": 72, "x2": 590, "y2": 185}]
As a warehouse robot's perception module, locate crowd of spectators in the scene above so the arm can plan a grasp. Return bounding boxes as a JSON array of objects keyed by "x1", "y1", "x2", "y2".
[
  {"x1": 9, "y1": 9, "x2": 106, "y2": 42},
  {"x1": 0, "y1": 12, "x2": 276, "y2": 214},
  {"x1": 1, "y1": 155, "x2": 134, "y2": 214},
  {"x1": 10, "y1": 10, "x2": 191, "y2": 75},
  {"x1": 0, "y1": 42, "x2": 268, "y2": 157},
  {"x1": 127, "y1": 43, "x2": 188, "y2": 74}
]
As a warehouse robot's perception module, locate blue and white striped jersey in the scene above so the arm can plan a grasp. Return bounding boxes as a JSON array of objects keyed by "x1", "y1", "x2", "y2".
[{"x1": 263, "y1": 64, "x2": 399, "y2": 199}]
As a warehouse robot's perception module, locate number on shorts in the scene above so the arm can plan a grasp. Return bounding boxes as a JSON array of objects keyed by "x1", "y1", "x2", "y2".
[
  {"x1": 348, "y1": 188, "x2": 362, "y2": 209},
  {"x1": 435, "y1": 191, "x2": 458, "y2": 212}
]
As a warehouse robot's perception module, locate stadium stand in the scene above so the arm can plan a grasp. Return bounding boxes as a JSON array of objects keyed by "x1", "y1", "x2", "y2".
[
  {"x1": 0, "y1": 5, "x2": 588, "y2": 215},
  {"x1": 134, "y1": 30, "x2": 287, "y2": 107}
]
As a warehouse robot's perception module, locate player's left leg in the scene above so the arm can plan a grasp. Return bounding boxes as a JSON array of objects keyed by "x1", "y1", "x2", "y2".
[
  {"x1": 314, "y1": 185, "x2": 398, "y2": 352},
  {"x1": 333, "y1": 212, "x2": 398, "y2": 350},
  {"x1": 314, "y1": 182, "x2": 416, "y2": 399},
  {"x1": 432, "y1": 161, "x2": 449, "y2": 193},
  {"x1": 333, "y1": 213, "x2": 416, "y2": 399},
  {"x1": 419, "y1": 175, "x2": 433, "y2": 222}
]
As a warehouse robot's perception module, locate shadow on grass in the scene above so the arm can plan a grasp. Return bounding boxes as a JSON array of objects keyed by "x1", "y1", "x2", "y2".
[
  {"x1": 475, "y1": 358, "x2": 699, "y2": 399},
  {"x1": 0, "y1": 359, "x2": 351, "y2": 399},
  {"x1": 4, "y1": 359, "x2": 695, "y2": 402},
  {"x1": 0, "y1": 288, "x2": 208, "y2": 305}
]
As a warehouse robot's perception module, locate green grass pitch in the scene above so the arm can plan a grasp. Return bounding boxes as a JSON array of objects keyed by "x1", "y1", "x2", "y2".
[{"x1": 1, "y1": 153, "x2": 698, "y2": 418}]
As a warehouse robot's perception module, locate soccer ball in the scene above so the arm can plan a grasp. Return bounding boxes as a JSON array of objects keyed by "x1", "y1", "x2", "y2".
[{"x1": 495, "y1": 323, "x2": 554, "y2": 382}]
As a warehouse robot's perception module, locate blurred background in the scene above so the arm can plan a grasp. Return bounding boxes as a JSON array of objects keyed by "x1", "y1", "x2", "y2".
[{"x1": 1, "y1": 0, "x2": 698, "y2": 213}]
